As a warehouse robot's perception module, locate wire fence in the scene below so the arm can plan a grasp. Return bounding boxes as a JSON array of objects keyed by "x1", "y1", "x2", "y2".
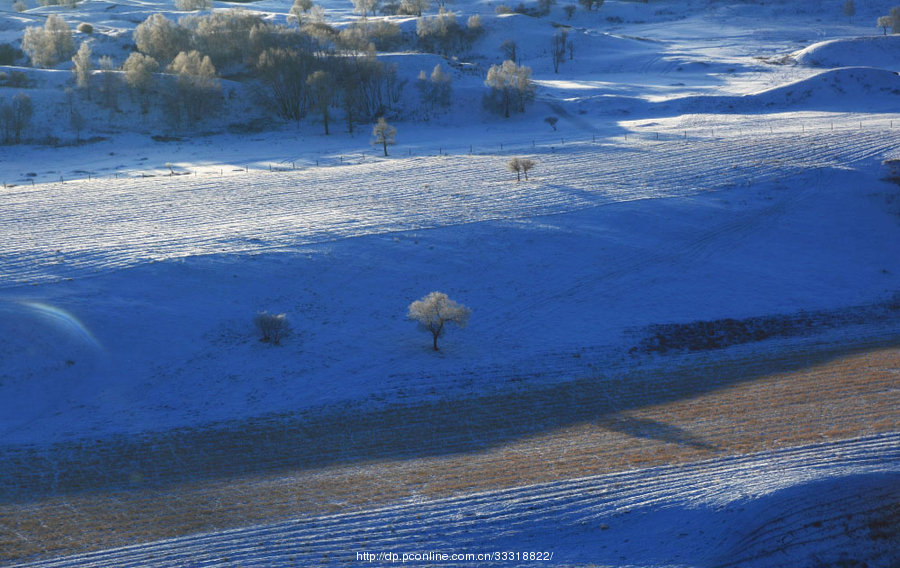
[{"x1": 5, "y1": 116, "x2": 900, "y2": 187}]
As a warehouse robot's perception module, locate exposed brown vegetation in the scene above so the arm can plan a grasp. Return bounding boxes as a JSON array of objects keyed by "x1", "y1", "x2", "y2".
[{"x1": 1, "y1": 341, "x2": 898, "y2": 563}]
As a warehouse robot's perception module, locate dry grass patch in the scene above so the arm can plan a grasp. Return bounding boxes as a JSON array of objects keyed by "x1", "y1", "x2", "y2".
[{"x1": 1, "y1": 342, "x2": 898, "y2": 563}]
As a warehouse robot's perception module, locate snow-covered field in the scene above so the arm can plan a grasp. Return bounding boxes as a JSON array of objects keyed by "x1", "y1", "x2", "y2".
[{"x1": 1, "y1": 0, "x2": 899, "y2": 566}]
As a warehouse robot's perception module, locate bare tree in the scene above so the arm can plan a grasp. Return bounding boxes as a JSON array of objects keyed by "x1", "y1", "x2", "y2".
[
  {"x1": 307, "y1": 69, "x2": 336, "y2": 134},
  {"x1": 552, "y1": 29, "x2": 568, "y2": 73},
  {"x1": 2, "y1": 93, "x2": 34, "y2": 143},
  {"x1": 70, "y1": 106, "x2": 86, "y2": 143},
  {"x1": 520, "y1": 158, "x2": 535, "y2": 180},
  {"x1": 500, "y1": 39, "x2": 517, "y2": 62},
  {"x1": 97, "y1": 55, "x2": 119, "y2": 111},
  {"x1": 578, "y1": 0, "x2": 602, "y2": 10},
  {"x1": 507, "y1": 156, "x2": 522, "y2": 181},
  {"x1": 372, "y1": 116, "x2": 396, "y2": 156},
  {"x1": 254, "y1": 312, "x2": 289, "y2": 345},
  {"x1": 258, "y1": 47, "x2": 312, "y2": 124},
  {"x1": 843, "y1": 0, "x2": 855, "y2": 23},
  {"x1": 407, "y1": 291, "x2": 471, "y2": 351},
  {"x1": 544, "y1": 116, "x2": 558, "y2": 131}
]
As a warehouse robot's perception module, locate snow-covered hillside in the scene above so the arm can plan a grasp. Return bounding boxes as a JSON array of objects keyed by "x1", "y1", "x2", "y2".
[{"x1": 1, "y1": 0, "x2": 899, "y2": 566}]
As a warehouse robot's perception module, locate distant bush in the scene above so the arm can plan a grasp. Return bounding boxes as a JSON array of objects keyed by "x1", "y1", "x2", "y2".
[
  {"x1": 0, "y1": 43, "x2": 23, "y2": 65},
  {"x1": 254, "y1": 311, "x2": 288, "y2": 344},
  {"x1": 0, "y1": 93, "x2": 34, "y2": 144},
  {"x1": 77, "y1": 22, "x2": 93, "y2": 34},
  {"x1": 175, "y1": 0, "x2": 212, "y2": 11},
  {"x1": 417, "y1": 8, "x2": 482, "y2": 55},
  {"x1": 12, "y1": 0, "x2": 26, "y2": 12},
  {"x1": 0, "y1": 70, "x2": 30, "y2": 87},
  {"x1": 495, "y1": 4, "x2": 513, "y2": 14},
  {"x1": 38, "y1": 0, "x2": 79, "y2": 7},
  {"x1": 134, "y1": 14, "x2": 191, "y2": 65},
  {"x1": 181, "y1": 9, "x2": 265, "y2": 70}
]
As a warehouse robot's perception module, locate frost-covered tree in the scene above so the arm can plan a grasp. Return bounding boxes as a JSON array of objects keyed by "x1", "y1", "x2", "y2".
[
  {"x1": 417, "y1": 63, "x2": 452, "y2": 114},
  {"x1": 175, "y1": 0, "x2": 212, "y2": 11},
  {"x1": 407, "y1": 291, "x2": 471, "y2": 351},
  {"x1": 878, "y1": 15, "x2": 892, "y2": 34},
  {"x1": 22, "y1": 14, "x2": 75, "y2": 68},
  {"x1": 12, "y1": 0, "x2": 26, "y2": 12},
  {"x1": 484, "y1": 60, "x2": 534, "y2": 117},
  {"x1": 352, "y1": 0, "x2": 379, "y2": 17},
  {"x1": 182, "y1": 9, "x2": 265, "y2": 70},
  {"x1": 134, "y1": 14, "x2": 190, "y2": 65},
  {"x1": 167, "y1": 50, "x2": 220, "y2": 125},
  {"x1": 71, "y1": 41, "x2": 92, "y2": 91},
  {"x1": 123, "y1": 52, "x2": 159, "y2": 114},
  {"x1": 371, "y1": 116, "x2": 396, "y2": 156},
  {"x1": 289, "y1": 0, "x2": 314, "y2": 21},
  {"x1": 417, "y1": 8, "x2": 478, "y2": 54},
  {"x1": 578, "y1": 0, "x2": 602, "y2": 10},
  {"x1": 400, "y1": 0, "x2": 429, "y2": 16}
]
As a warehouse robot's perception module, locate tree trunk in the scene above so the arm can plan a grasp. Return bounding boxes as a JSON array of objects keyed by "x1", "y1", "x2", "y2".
[
  {"x1": 383, "y1": 137, "x2": 388, "y2": 156},
  {"x1": 432, "y1": 333, "x2": 439, "y2": 350}
]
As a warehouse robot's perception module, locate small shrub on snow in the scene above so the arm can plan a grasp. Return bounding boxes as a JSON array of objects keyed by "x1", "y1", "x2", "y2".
[
  {"x1": 12, "y1": 0, "x2": 26, "y2": 12},
  {"x1": 0, "y1": 44, "x2": 23, "y2": 65},
  {"x1": 255, "y1": 311, "x2": 289, "y2": 345},
  {"x1": 77, "y1": 23, "x2": 93, "y2": 34}
]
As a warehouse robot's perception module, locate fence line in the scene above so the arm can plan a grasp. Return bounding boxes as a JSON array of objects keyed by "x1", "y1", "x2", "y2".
[{"x1": 4, "y1": 118, "x2": 899, "y2": 188}]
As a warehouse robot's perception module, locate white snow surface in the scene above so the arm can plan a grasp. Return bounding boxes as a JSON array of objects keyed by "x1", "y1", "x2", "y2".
[{"x1": 1, "y1": 0, "x2": 900, "y2": 566}]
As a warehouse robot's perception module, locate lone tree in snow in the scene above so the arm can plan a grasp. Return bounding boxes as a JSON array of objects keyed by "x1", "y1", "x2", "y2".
[
  {"x1": 372, "y1": 116, "x2": 396, "y2": 156},
  {"x1": 255, "y1": 311, "x2": 289, "y2": 345},
  {"x1": 878, "y1": 15, "x2": 893, "y2": 35},
  {"x1": 408, "y1": 291, "x2": 471, "y2": 351}
]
